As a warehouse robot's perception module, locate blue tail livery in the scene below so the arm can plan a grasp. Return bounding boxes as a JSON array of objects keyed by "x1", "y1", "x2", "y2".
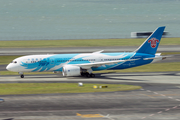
[
  {"x1": 135, "y1": 26, "x2": 165, "y2": 55},
  {"x1": 6, "y1": 26, "x2": 168, "y2": 78}
]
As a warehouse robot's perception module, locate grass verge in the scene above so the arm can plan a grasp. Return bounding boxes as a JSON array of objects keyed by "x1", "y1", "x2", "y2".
[
  {"x1": 0, "y1": 83, "x2": 141, "y2": 95},
  {"x1": 0, "y1": 55, "x2": 21, "y2": 65},
  {"x1": 0, "y1": 38, "x2": 180, "y2": 48}
]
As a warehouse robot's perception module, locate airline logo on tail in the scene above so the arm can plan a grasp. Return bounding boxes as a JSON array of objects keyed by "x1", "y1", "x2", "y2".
[{"x1": 148, "y1": 38, "x2": 159, "y2": 48}]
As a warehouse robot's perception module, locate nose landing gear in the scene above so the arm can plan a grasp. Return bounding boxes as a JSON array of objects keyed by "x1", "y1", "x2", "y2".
[
  {"x1": 20, "y1": 74, "x2": 24, "y2": 78},
  {"x1": 19, "y1": 72, "x2": 24, "y2": 78}
]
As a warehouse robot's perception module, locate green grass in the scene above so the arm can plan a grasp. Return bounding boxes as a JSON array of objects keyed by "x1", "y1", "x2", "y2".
[
  {"x1": 0, "y1": 38, "x2": 180, "y2": 48},
  {"x1": 0, "y1": 83, "x2": 141, "y2": 95},
  {"x1": 0, "y1": 55, "x2": 21, "y2": 65},
  {"x1": 161, "y1": 52, "x2": 180, "y2": 55}
]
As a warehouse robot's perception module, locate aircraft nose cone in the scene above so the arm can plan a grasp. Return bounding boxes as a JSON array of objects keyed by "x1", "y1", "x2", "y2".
[
  {"x1": 6, "y1": 63, "x2": 17, "y2": 72},
  {"x1": 6, "y1": 64, "x2": 11, "y2": 71}
]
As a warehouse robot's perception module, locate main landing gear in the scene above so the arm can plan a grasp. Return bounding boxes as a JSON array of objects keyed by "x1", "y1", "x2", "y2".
[
  {"x1": 19, "y1": 72, "x2": 24, "y2": 78},
  {"x1": 81, "y1": 72, "x2": 95, "y2": 78}
]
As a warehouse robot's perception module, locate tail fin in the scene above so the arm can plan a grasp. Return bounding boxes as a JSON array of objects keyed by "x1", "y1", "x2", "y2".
[{"x1": 134, "y1": 26, "x2": 165, "y2": 55}]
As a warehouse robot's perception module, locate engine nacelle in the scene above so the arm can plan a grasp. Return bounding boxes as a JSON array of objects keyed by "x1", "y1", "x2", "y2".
[{"x1": 62, "y1": 65, "x2": 81, "y2": 77}]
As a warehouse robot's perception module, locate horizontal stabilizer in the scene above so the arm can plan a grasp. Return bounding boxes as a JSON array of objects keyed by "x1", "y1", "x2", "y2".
[{"x1": 144, "y1": 55, "x2": 173, "y2": 60}]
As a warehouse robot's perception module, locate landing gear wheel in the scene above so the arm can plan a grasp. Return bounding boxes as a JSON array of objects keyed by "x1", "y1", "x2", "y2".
[
  {"x1": 20, "y1": 74, "x2": 24, "y2": 78},
  {"x1": 81, "y1": 73, "x2": 85, "y2": 77},
  {"x1": 86, "y1": 73, "x2": 90, "y2": 78},
  {"x1": 90, "y1": 74, "x2": 95, "y2": 78}
]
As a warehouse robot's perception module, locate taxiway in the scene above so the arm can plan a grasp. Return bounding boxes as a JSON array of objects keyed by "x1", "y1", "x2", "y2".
[{"x1": 0, "y1": 72, "x2": 180, "y2": 120}]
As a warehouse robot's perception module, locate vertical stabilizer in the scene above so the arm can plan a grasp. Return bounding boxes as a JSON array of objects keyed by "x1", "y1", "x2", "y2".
[{"x1": 134, "y1": 26, "x2": 165, "y2": 55}]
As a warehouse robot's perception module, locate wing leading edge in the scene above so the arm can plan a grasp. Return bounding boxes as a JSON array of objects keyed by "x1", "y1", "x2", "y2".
[{"x1": 73, "y1": 59, "x2": 138, "y2": 69}]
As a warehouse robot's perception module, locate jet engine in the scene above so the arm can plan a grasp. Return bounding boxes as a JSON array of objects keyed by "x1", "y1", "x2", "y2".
[{"x1": 62, "y1": 65, "x2": 81, "y2": 77}]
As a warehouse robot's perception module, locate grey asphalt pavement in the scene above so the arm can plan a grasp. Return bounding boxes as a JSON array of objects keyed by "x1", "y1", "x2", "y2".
[{"x1": 0, "y1": 72, "x2": 180, "y2": 120}]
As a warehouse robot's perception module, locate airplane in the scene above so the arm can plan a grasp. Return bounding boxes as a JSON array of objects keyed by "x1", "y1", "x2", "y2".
[{"x1": 6, "y1": 26, "x2": 168, "y2": 78}]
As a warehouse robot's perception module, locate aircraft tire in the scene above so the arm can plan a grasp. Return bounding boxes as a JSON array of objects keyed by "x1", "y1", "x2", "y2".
[
  {"x1": 81, "y1": 73, "x2": 85, "y2": 76},
  {"x1": 90, "y1": 74, "x2": 95, "y2": 78},
  {"x1": 86, "y1": 74, "x2": 90, "y2": 78},
  {"x1": 85, "y1": 73, "x2": 90, "y2": 78},
  {"x1": 20, "y1": 75, "x2": 24, "y2": 78}
]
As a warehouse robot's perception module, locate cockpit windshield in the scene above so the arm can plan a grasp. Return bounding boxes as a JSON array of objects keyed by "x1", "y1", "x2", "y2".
[{"x1": 11, "y1": 61, "x2": 17, "y2": 64}]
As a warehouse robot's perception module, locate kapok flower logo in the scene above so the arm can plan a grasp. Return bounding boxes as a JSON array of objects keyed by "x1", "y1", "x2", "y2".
[{"x1": 148, "y1": 38, "x2": 159, "y2": 48}]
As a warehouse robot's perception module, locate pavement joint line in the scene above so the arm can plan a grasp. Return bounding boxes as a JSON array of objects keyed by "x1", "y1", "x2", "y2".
[
  {"x1": 141, "y1": 94, "x2": 155, "y2": 99},
  {"x1": 160, "y1": 94, "x2": 166, "y2": 96}
]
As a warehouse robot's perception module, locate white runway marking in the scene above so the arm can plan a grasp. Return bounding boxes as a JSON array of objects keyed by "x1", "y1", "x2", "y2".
[
  {"x1": 141, "y1": 117, "x2": 146, "y2": 119},
  {"x1": 146, "y1": 90, "x2": 151, "y2": 92},
  {"x1": 173, "y1": 106, "x2": 178, "y2": 109},
  {"x1": 168, "y1": 97, "x2": 173, "y2": 99},
  {"x1": 142, "y1": 88, "x2": 180, "y2": 119},
  {"x1": 158, "y1": 111, "x2": 162, "y2": 114},
  {"x1": 103, "y1": 114, "x2": 114, "y2": 120}
]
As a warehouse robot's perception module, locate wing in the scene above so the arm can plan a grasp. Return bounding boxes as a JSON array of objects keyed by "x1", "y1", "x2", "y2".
[{"x1": 74, "y1": 59, "x2": 138, "y2": 69}]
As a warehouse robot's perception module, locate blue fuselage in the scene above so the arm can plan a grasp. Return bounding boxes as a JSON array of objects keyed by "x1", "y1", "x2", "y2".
[{"x1": 16, "y1": 52, "x2": 154, "y2": 72}]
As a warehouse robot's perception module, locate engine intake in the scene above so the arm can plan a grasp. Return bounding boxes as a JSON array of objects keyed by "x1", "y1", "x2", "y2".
[{"x1": 62, "y1": 65, "x2": 81, "y2": 77}]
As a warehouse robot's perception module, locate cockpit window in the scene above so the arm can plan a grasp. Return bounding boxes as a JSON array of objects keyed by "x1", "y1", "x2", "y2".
[{"x1": 11, "y1": 61, "x2": 17, "y2": 63}]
